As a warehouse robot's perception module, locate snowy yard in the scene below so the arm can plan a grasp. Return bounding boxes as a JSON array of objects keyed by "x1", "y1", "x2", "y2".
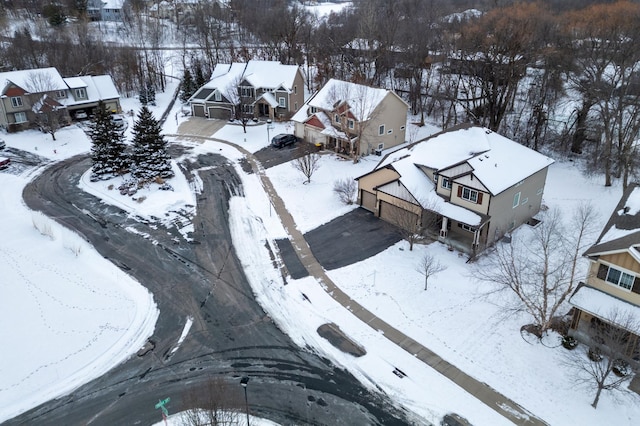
[{"x1": 2, "y1": 85, "x2": 639, "y2": 425}]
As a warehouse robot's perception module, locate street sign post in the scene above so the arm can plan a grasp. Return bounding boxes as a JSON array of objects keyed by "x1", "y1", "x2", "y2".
[{"x1": 155, "y1": 397, "x2": 170, "y2": 424}]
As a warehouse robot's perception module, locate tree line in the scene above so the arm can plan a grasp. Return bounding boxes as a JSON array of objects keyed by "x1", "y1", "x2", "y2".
[{"x1": 2, "y1": 1, "x2": 640, "y2": 187}]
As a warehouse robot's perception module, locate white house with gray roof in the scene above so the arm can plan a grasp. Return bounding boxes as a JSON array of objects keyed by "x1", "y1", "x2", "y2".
[{"x1": 356, "y1": 123, "x2": 554, "y2": 254}]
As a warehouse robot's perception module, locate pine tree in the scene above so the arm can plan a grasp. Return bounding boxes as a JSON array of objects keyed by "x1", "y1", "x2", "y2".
[
  {"x1": 90, "y1": 101, "x2": 128, "y2": 181},
  {"x1": 180, "y1": 68, "x2": 196, "y2": 102},
  {"x1": 193, "y1": 63, "x2": 207, "y2": 88},
  {"x1": 146, "y1": 80, "x2": 156, "y2": 106},
  {"x1": 130, "y1": 106, "x2": 173, "y2": 181},
  {"x1": 139, "y1": 82, "x2": 148, "y2": 105}
]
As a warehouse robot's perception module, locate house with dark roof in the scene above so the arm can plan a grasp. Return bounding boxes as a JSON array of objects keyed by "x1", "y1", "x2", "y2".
[
  {"x1": 189, "y1": 61, "x2": 304, "y2": 121},
  {"x1": 569, "y1": 183, "x2": 640, "y2": 368},
  {"x1": 355, "y1": 124, "x2": 554, "y2": 254}
]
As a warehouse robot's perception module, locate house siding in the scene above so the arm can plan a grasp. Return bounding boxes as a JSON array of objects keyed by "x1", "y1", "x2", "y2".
[
  {"x1": 359, "y1": 93, "x2": 407, "y2": 155},
  {"x1": 450, "y1": 182, "x2": 489, "y2": 215},
  {"x1": 486, "y1": 167, "x2": 548, "y2": 242},
  {"x1": 587, "y1": 258, "x2": 640, "y2": 306},
  {"x1": 357, "y1": 168, "x2": 400, "y2": 198}
]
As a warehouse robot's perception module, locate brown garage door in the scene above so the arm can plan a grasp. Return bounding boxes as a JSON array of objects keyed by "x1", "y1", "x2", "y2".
[
  {"x1": 192, "y1": 104, "x2": 205, "y2": 117},
  {"x1": 379, "y1": 200, "x2": 419, "y2": 227},
  {"x1": 360, "y1": 190, "x2": 377, "y2": 212}
]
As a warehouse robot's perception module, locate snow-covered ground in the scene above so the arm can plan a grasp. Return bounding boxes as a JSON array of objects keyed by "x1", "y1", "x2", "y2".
[{"x1": 2, "y1": 83, "x2": 639, "y2": 425}]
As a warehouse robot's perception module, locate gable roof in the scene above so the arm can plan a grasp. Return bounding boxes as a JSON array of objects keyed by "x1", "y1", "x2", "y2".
[
  {"x1": 306, "y1": 79, "x2": 405, "y2": 122},
  {"x1": 0, "y1": 67, "x2": 67, "y2": 94},
  {"x1": 376, "y1": 123, "x2": 554, "y2": 196},
  {"x1": 584, "y1": 183, "x2": 640, "y2": 256},
  {"x1": 191, "y1": 61, "x2": 300, "y2": 105},
  {"x1": 61, "y1": 75, "x2": 120, "y2": 107}
]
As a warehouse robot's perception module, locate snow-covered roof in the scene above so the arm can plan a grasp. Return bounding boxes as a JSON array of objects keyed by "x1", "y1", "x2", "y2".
[
  {"x1": 378, "y1": 125, "x2": 553, "y2": 196},
  {"x1": 307, "y1": 79, "x2": 393, "y2": 122},
  {"x1": 61, "y1": 75, "x2": 120, "y2": 106},
  {"x1": 585, "y1": 183, "x2": 640, "y2": 255},
  {"x1": 193, "y1": 62, "x2": 246, "y2": 104},
  {"x1": 0, "y1": 67, "x2": 67, "y2": 94},
  {"x1": 258, "y1": 92, "x2": 278, "y2": 108},
  {"x1": 378, "y1": 159, "x2": 483, "y2": 226},
  {"x1": 570, "y1": 285, "x2": 640, "y2": 331},
  {"x1": 102, "y1": 0, "x2": 124, "y2": 9},
  {"x1": 242, "y1": 60, "x2": 299, "y2": 91}
]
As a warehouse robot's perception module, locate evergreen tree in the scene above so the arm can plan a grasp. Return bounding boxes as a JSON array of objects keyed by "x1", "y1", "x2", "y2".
[
  {"x1": 193, "y1": 62, "x2": 207, "y2": 88},
  {"x1": 180, "y1": 68, "x2": 196, "y2": 102},
  {"x1": 90, "y1": 101, "x2": 128, "y2": 181},
  {"x1": 139, "y1": 80, "x2": 148, "y2": 105},
  {"x1": 130, "y1": 106, "x2": 173, "y2": 181},
  {"x1": 146, "y1": 80, "x2": 156, "y2": 106}
]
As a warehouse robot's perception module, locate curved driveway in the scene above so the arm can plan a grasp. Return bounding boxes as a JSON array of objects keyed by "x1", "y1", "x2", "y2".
[{"x1": 9, "y1": 150, "x2": 410, "y2": 425}]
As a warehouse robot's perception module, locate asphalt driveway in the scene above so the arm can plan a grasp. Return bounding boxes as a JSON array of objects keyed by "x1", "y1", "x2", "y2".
[{"x1": 304, "y1": 208, "x2": 402, "y2": 271}]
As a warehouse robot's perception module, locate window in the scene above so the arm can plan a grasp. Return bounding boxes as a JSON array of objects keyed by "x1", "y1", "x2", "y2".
[
  {"x1": 214, "y1": 91, "x2": 222, "y2": 101},
  {"x1": 55, "y1": 90, "x2": 66, "y2": 99},
  {"x1": 379, "y1": 124, "x2": 385, "y2": 135},
  {"x1": 387, "y1": 129, "x2": 393, "y2": 134},
  {"x1": 14, "y1": 112, "x2": 27, "y2": 123},
  {"x1": 598, "y1": 264, "x2": 636, "y2": 291},
  {"x1": 294, "y1": 85, "x2": 297, "y2": 94},
  {"x1": 334, "y1": 114, "x2": 340, "y2": 123},
  {"x1": 310, "y1": 106, "x2": 317, "y2": 114},
  {"x1": 400, "y1": 125, "x2": 405, "y2": 130},
  {"x1": 240, "y1": 87, "x2": 252, "y2": 97},
  {"x1": 521, "y1": 197, "x2": 528, "y2": 205},
  {"x1": 348, "y1": 119, "x2": 354, "y2": 129},
  {"x1": 461, "y1": 187, "x2": 478, "y2": 203},
  {"x1": 11, "y1": 96, "x2": 23, "y2": 107},
  {"x1": 377, "y1": 143, "x2": 384, "y2": 150},
  {"x1": 294, "y1": 102, "x2": 297, "y2": 111},
  {"x1": 513, "y1": 192, "x2": 521, "y2": 208},
  {"x1": 537, "y1": 188, "x2": 544, "y2": 195},
  {"x1": 459, "y1": 223, "x2": 476, "y2": 232},
  {"x1": 75, "y1": 88, "x2": 87, "y2": 99},
  {"x1": 278, "y1": 97, "x2": 286, "y2": 108},
  {"x1": 441, "y1": 177, "x2": 452, "y2": 190}
]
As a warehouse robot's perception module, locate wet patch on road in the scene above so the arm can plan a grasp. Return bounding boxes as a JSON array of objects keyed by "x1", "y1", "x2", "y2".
[{"x1": 317, "y1": 323, "x2": 366, "y2": 357}]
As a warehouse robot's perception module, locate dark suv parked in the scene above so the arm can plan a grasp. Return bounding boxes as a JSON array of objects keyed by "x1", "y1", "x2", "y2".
[{"x1": 271, "y1": 133, "x2": 297, "y2": 148}]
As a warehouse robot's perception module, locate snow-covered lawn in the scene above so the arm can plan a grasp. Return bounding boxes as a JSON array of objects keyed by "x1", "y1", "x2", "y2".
[{"x1": 3, "y1": 87, "x2": 638, "y2": 425}]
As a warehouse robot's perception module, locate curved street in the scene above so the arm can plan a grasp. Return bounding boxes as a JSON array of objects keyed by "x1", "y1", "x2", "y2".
[{"x1": 9, "y1": 148, "x2": 411, "y2": 425}]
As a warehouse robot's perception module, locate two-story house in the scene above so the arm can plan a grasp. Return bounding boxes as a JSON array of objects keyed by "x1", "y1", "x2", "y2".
[
  {"x1": 0, "y1": 67, "x2": 121, "y2": 133},
  {"x1": 569, "y1": 184, "x2": 640, "y2": 367},
  {"x1": 356, "y1": 123, "x2": 554, "y2": 254},
  {"x1": 292, "y1": 78, "x2": 409, "y2": 159},
  {"x1": 189, "y1": 60, "x2": 304, "y2": 121}
]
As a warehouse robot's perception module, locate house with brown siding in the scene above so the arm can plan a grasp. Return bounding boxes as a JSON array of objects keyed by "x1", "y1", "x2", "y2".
[
  {"x1": 356, "y1": 123, "x2": 554, "y2": 254},
  {"x1": 291, "y1": 79, "x2": 409, "y2": 160},
  {"x1": 569, "y1": 184, "x2": 640, "y2": 368}
]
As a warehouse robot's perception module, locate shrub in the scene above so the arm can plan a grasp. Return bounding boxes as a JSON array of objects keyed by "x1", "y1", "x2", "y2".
[
  {"x1": 561, "y1": 335, "x2": 578, "y2": 350},
  {"x1": 588, "y1": 347, "x2": 603, "y2": 362},
  {"x1": 333, "y1": 178, "x2": 357, "y2": 205},
  {"x1": 612, "y1": 359, "x2": 630, "y2": 377}
]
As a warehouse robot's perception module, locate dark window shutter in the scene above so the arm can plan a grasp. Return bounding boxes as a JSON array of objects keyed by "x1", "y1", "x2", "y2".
[
  {"x1": 597, "y1": 263, "x2": 608, "y2": 280},
  {"x1": 633, "y1": 276, "x2": 640, "y2": 294},
  {"x1": 477, "y1": 192, "x2": 483, "y2": 204},
  {"x1": 457, "y1": 186, "x2": 462, "y2": 197}
]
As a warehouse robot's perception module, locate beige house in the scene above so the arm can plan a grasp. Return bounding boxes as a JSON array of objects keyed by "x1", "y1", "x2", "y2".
[
  {"x1": 356, "y1": 124, "x2": 554, "y2": 254},
  {"x1": 0, "y1": 67, "x2": 121, "y2": 133},
  {"x1": 569, "y1": 184, "x2": 640, "y2": 367},
  {"x1": 291, "y1": 79, "x2": 409, "y2": 159},
  {"x1": 189, "y1": 61, "x2": 305, "y2": 121}
]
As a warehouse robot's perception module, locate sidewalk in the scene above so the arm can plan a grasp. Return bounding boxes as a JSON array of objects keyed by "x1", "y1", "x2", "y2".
[{"x1": 170, "y1": 130, "x2": 548, "y2": 426}]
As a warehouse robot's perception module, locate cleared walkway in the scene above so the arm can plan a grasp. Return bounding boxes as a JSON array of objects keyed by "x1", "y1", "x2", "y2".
[{"x1": 170, "y1": 126, "x2": 548, "y2": 426}]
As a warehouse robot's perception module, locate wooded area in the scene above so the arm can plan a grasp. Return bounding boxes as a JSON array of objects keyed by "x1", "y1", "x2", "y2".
[{"x1": 2, "y1": 0, "x2": 640, "y2": 186}]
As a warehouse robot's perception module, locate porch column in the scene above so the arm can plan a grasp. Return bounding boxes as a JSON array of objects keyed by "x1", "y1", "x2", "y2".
[
  {"x1": 439, "y1": 217, "x2": 448, "y2": 240},
  {"x1": 472, "y1": 227, "x2": 480, "y2": 247}
]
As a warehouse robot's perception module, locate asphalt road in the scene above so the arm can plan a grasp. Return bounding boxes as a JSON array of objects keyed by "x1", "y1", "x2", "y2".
[{"x1": 9, "y1": 148, "x2": 412, "y2": 425}]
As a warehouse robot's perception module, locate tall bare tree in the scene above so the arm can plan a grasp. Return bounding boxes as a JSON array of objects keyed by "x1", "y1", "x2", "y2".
[
  {"x1": 475, "y1": 204, "x2": 597, "y2": 337},
  {"x1": 26, "y1": 71, "x2": 69, "y2": 141},
  {"x1": 180, "y1": 377, "x2": 244, "y2": 425}
]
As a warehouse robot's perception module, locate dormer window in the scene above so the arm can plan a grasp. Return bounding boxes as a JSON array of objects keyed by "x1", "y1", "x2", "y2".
[
  {"x1": 75, "y1": 88, "x2": 87, "y2": 99},
  {"x1": 214, "y1": 91, "x2": 222, "y2": 101}
]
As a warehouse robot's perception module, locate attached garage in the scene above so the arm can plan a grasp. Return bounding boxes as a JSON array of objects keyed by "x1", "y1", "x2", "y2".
[
  {"x1": 379, "y1": 200, "x2": 419, "y2": 227},
  {"x1": 192, "y1": 104, "x2": 206, "y2": 117},
  {"x1": 208, "y1": 106, "x2": 233, "y2": 120},
  {"x1": 360, "y1": 190, "x2": 377, "y2": 212}
]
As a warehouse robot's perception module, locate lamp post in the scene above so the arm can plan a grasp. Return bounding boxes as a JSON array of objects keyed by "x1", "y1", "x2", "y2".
[
  {"x1": 266, "y1": 119, "x2": 274, "y2": 144},
  {"x1": 240, "y1": 376, "x2": 250, "y2": 426}
]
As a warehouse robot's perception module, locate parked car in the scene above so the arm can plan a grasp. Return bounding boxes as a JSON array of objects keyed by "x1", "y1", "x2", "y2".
[
  {"x1": 271, "y1": 133, "x2": 297, "y2": 148},
  {"x1": 0, "y1": 157, "x2": 10, "y2": 170},
  {"x1": 74, "y1": 111, "x2": 88, "y2": 120},
  {"x1": 111, "y1": 114, "x2": 128, "y2": 132},
  {"x1": 0, "y1": 139, "x2": 5, "y2": 150}
]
